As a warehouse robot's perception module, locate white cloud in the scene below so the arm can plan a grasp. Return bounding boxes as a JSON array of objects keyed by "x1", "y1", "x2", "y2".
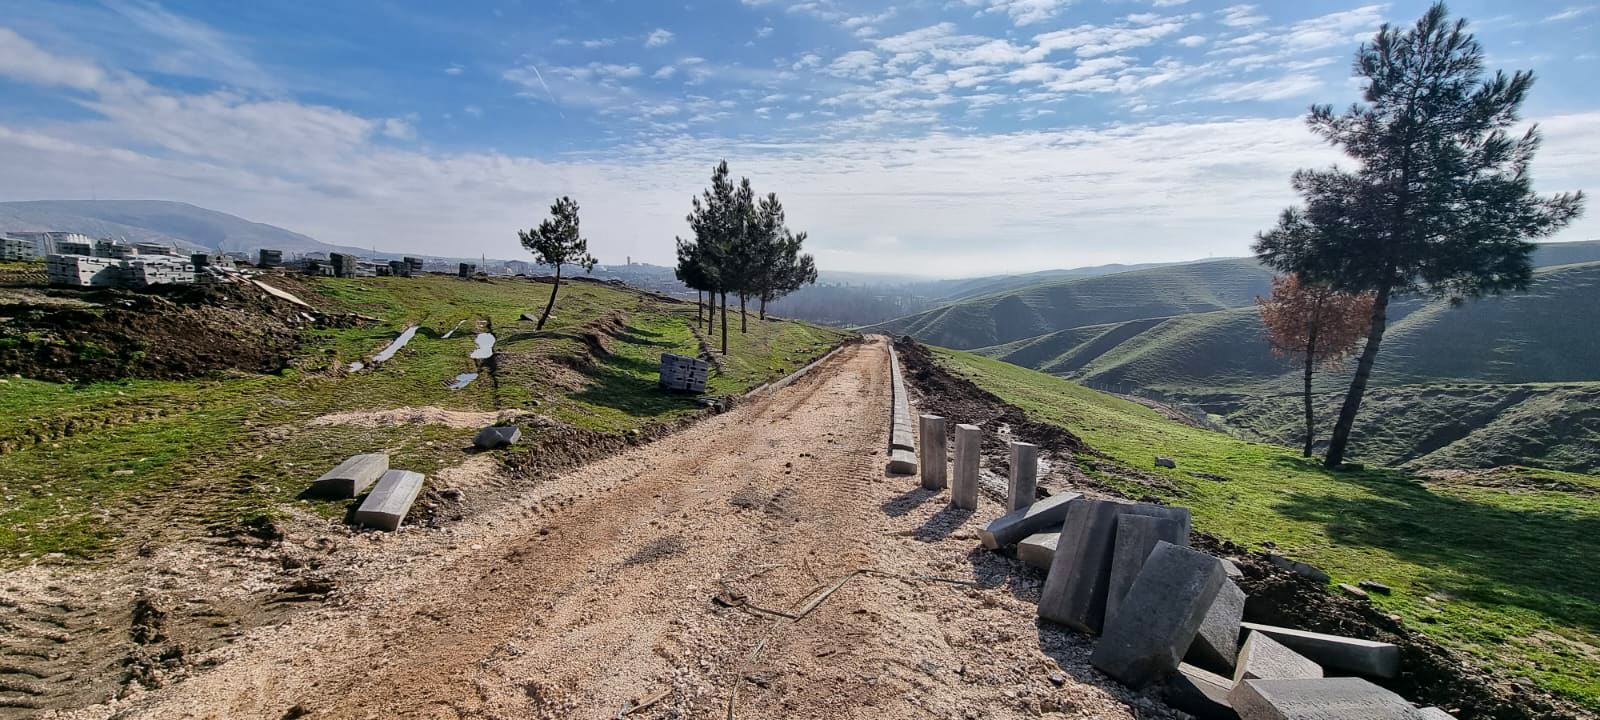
[
  {"x1": 644, "y1": 29, "x2": 674, "y2": 48},
  {"x1": 0, "y1": 27, "x2": 108, "y2": 90},
  {"x1": 827, "y1": 50, "x2": 879, "y2": 79},
  {"x1": 1206, "y1": 74, "x2": 1321, "y2": 102},
  {"x1": 582, "y1": 38, "x2": 617, "y2": 49},
  {"x1": 1176, "y1": 34, "x2": 1207, "y2": 47},
  {"x1": 1034, "y1": 21, "x2": 1186, "y2": 57},
  {"x1": 1151, "y1": 0, "x2": 1190, "y2": 6},
  {"x1": 652, "y1": 65, "x2": 677, "y2": 80},
  {"x1": 756, "y1": 26, "x2": 774, "y2": 38},
  {"x1": 1545, "y1": 6, "x2": 1596, "y2": 22},
  {"x1": 965, "y1": 0, "x2": 1076, "y2": 27},
  {"x1": 444, "y1": 64, "x2": 464, "y2": 76},
  {"x1": 380, "y1": 117, "x2": 416, "y2": 140},
  {"x1": 792, "y1": 53, "x2": 823, "y2": 70},
  {"x1": 1219, "y1": 4, "x2": 1268, "y2": 27}
]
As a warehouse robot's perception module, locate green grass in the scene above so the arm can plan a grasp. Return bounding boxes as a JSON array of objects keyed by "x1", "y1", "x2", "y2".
[
  {"x1": 0, "y1": 276, "x2": 849, "y2": 564},
  {"x1": 929, "y1": 346, "x2": 1600, "y2": 710}
]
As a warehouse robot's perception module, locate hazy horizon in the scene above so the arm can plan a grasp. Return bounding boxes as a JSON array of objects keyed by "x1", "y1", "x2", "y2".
[{"x1": 2, "y1": 0, "x2": 1596, "y2": 275}]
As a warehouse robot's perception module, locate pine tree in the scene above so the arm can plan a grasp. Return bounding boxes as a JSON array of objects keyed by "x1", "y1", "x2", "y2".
[
  {"x1": 1253, "y1": 2, "x2": 1584, "y2": 467},
  {"x1": 674, "y1": 237, "x2": 711, "y2": 327},
  {"x1": 759, "y1": 230, "x2": 817, "y2": 319},
  {"x1": 518, "y1": 196, "x2": 598, "y2": 332},
  {"x1": 1256, "y1": 274, "x2": 1374, "y2": 457},
  {"x1": 684, "y1": 161, "x2": 740, "y2": 354}
]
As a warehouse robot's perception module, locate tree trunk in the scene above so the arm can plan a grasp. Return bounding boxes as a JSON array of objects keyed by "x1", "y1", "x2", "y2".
[
  {"x1": 759, "y1": 296, "x2": 767, "y2": 321},
  {"x1": 739, "y1": 294, "x2": 747, "y2": 333},
  {"x1": 536, "y1": 263, "x2": 562, "y2": 331},
  {"x1": 720, "y1": 291, "x2": 728, "y2": 354},
  {"x1": 707, "y1": 292, "x2": 715, "y2": 329},
  {"x1": 1302, "y1": 345, "x2": 1316, "y2": 458},
  {"x1": 1323, "y1": 284, "x2": 1391, "y2": 468},
  {"x1": 696, "y1": 290, "x2": 703, "y2": 326}
]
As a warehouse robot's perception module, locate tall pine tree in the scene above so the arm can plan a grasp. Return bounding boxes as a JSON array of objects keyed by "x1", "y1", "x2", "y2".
[
  {"x1": 1254, "y1": 2, "x2": 1584, "y2": 467},
  {"x1": 518, "y1": 196, "x2": 598, "y2": 332}
]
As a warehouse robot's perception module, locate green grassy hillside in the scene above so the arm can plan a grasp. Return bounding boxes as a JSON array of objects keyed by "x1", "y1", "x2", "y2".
[
  {"x1": 927, "y1": 346, "x2": 1600, "y2": 711},
  {"x1": 0, "y1": 275, "x2": 849, "y2": 563},
  {"x1": 864, "y1": 258, "x2": 1273, "y2": 348}
]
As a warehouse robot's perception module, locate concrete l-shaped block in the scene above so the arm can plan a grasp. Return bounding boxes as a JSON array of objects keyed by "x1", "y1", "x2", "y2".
[{"x1": 354, "y1": 469, "x2": 425, "y2": 531}]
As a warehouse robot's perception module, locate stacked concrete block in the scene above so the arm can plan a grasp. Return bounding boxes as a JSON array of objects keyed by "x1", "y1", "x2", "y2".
[
  {"x1": 1234, "y1": 632, "x2": 1323, "y2": 683},
  {"x1": 312, "y1": 453, "x2": 390, "y2": 497},
  {"x1": 1105, "y1": 513, "x2": 1190, "y2": 624},
  {"x1": 1018, "y1": 532, "x2": 1058, "y2": 569},
  {"x1": 979, "y1": 492, "x2": 1081, "y2": 550},
  {"x1": 1239, "y1": 623, "x2": 1400, "y2": 678},
  {"x1": 354, "y1": 469, "x2": 426, "y2": 531},
  {"x1": 1187, "y1": 579, "x2": 1247, "y2": 675},
  {"x1": 658, "y1": 353, "x2": 710, "y2": 393},
  {"x1": 458, "y1": 262, "x2": 477, "y2": 278},
  {"x1": 258, "y1": 249, "x2": 283, "y2": 267},
  {"x1": 473, "y1": 425, "x2": 522, "y2": 449},
  {"x1": 1039, "y1": 499, "x2": 1192, "y2": 633},
  {"x1": 952, "y1": 424, "x2": 981, "y2": 510},
  {"x1": 1229, "y1": 678, "x2": 1423, "y2": 720},
  {"x1": 1090, "y1": 541, "x2": 1227, "y2": 688},
  {"x1": 46, "y1": 254, "x2": 122, "y2": 286},
  {"x1": 918, "y1": 414, "x2": 947, "y2": 489},
  {"x1": 1006, "y1": 441, "x2": 1038, "y2": 512}
]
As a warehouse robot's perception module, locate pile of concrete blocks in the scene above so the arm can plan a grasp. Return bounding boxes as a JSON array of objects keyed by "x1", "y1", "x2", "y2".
[
  {"x1": 885, "y1": 344, "x2": 917, "y2": 474},
  {"x1": 964, "y1": 488, "x2": 1429, "y2": 718},
  {"x1": 658, "y1": 353, "x2": 710, "y2": 393},
  {"x1": 308, "y1": 452, "x2": 428, "y2": 532}
]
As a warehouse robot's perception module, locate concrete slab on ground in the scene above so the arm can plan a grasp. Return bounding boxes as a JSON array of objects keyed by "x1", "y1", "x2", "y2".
[
  {"x1": 354, "y1": 469, "x2": 425, "y2": 532},
  {"x1": 1239, "y1": 622, "x2": 1400, "y2": 679},
  {"x1": 312, "y1": 453, "x2": 389, "y2": 498},
  {"x1": 1234, "y1": 631, "x2": 1323, "y2": 683},
  {"x1": 1187, "y1": 579, "x2": 1246, "y2": 676},
  {"x1": 1163, "y1": 663, "x2": 1239, "y2": 720},
  {"x1": 888, "y1": 448, "x2": 917, "y2": 475},
  {"x1": 1228, "y1": 677, "x2": 1422, "y2": 720},
  {"x1": 1039, "y1": 499, "x2": 1192, "y2": 633},
  {"x1": 1105, "y1": 513, "x2": 1189, "y2": 624},
  {"x1": 978, "y1": 492, "x2": 1080, "y2": 550},
  {"x1": 1018, "y1": 532, "x2": 1058, "y2": 570}
]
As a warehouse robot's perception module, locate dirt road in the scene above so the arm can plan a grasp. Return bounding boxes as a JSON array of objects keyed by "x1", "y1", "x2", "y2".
[{"x1": 61, "y1": 336, "x2": 1164, "y2": 720}]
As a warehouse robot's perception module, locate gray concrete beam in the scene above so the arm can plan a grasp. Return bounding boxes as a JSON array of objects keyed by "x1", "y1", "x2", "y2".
[
  {"x1": 1163, "y1": 663, "x2": 1239, "y2": 720},
  {"x1": 1018, "y1": 532, "x2": 1058, "y2": 569},
  {"x1": 1187, "y1": 579, "x2": 1246, "y2": 676},
  {"x1": 1228, "y1": 678, "x2": 1423, "y2": 720},
  {"x1": 978, "y1": 492, "x2": 1081, "y2": 550},
  {"x1": 918, "y1": 414, "x2": 947, "y2": 490},
  {"x1": 1234, "y1": 631, "x2": 1323, "y2": 683},
  {"x1": 1239, "y1": 623, "x2": 1400, "y2": 679},
  {"x1": 354, "y1": 469, "x2": 425, "y2": 532},
  {"x1": 1090, "y1": 541, "x2": 1227, "y2": 688},
  {"x1": 888, "y1": 448, "x2": 918, "y2": 475},
  {"x1": 1039, "y1": 499, "x2": 1192, "y2": 633},
  {"x1": 1106, "y1": 514, "x2": 1189, "y2": 624},
  {"x1": 312, "y1": 453, "x2": 389, "y2": 498}
]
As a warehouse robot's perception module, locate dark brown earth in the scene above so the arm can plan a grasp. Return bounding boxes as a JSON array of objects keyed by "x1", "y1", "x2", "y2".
[
  {"x1": 0, "y1": 283, "x2": 331, "y2": 383},
  {"x1": 896, "y1": 335, "x2": 1590, "y2": 720}
]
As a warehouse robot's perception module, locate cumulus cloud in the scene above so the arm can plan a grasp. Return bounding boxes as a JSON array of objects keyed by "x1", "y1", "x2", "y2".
[
  {"x1": 966, "y1": 0, "x2": 1076, "y2": 27},
  {"x1": 644, "y1": 29, "x2": 674, "y2": 48}
]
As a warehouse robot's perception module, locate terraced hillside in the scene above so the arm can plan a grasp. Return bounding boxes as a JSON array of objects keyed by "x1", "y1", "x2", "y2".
[{"x1": 863, "y1": 257, "x2": 1274, "y2": 348}]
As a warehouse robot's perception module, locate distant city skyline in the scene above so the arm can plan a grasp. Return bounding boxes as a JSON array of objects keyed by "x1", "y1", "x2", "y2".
[{"x1": 1, "y1": 0, "x2": 1596, "y2": 276}]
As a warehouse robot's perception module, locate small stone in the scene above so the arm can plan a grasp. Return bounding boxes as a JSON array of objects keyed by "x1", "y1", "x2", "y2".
[
  {"x1": 473, "y1": 425, "x2": 522, "y2": 449},
  {"x1": 1266, "y1": 553, "x2": 1330, "y2": 584},
  {"x1": 1338, "y1": 583, "x2": 1369, "y2": 600},
  {"x1": 1047, "y1": 672, "x2": 1066, "y2": 687},
  {"x1": 1358, "y1": 580, "x2": 1392, "y2": 595},
  {"x1": 1155, "y1": 456, "x2": 1177, "y2": 469}
]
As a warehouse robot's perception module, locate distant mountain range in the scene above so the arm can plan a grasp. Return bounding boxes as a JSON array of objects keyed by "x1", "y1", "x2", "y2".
[{"x1": 0, "y1": 200, "x2": 389, "y2": 259}]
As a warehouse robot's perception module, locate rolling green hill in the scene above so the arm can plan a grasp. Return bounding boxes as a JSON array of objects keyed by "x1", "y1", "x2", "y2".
[{"x1": 863, "y1": 257, "x2": 1274, "y2": 348}]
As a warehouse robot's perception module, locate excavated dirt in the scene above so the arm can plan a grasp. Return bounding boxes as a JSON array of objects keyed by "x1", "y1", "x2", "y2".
[
  {"x1": 309, "y1": 406, "x2": 537, "y2": 430},
  {"x1": 897, "y1": 336, "x2": 1591, "y2": 720},
  {"x1": 0, "y1": 283, "x2": 328, "y2": 383},
  {"x1": 35, "y1": 337, "x2": 1181, "y2": 720}
]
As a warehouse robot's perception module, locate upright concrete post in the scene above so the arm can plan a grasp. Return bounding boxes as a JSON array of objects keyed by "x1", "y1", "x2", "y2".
[
  {"x1": 1007, "y1": 441, "x2": 1038, "y2": 512},
  {"x1": 953, "y1": 423, "x2": 981, "y2": 510},
  {"x1": 919, "y1": 414, "x2": 947, "y2": 490}
]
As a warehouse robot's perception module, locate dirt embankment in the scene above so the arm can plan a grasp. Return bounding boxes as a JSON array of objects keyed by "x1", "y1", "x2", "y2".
[
  {"x1": 894, "y1": 335, "x2": 1590, "y2": 720},
  {"x1": 0, "y1": 282, "x2": 348, "y2": 383}
]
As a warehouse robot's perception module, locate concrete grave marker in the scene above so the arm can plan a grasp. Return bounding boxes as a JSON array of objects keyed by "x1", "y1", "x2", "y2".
[
  {"x1": 1006, "y1": 441, "x2": 1038, "y2": 512},
  {"x1": 312, "y1": 453, "x2": 389, "y2": 498},
  {"x1": 1090, "y1": 541, "x2": 1226, "y2": 688},
  {"x1": 952, "y1": 424, "x2": 981, "y2": 510},
  {"x1": 979, "y1": 492, "x2": 1081, "y2": 550},
  {"x1": 1228, "y1": 677, "x2": 1423, "y2": 720}
]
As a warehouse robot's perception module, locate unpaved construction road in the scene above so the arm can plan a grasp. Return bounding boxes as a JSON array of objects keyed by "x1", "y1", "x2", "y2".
[{"x1": 57, "y1": 336, "x2": 1167, "y2": 720}]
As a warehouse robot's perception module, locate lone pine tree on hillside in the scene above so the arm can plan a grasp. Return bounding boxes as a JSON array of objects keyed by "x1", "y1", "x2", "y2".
[
  {"x1": 674, "y1": 237, "x2": 713, "y2": 328},
  {"x1": 1257, "y1": 274, "x2": 1374, "y2": 457},
  {"x1": 519, "y1": 196, "x2": 599, "y2": 332},
  {"x1": 1254, "y1": 1, "x2": 1585, "y2": 468},
  {"x1": 681, "y1": 161, "x2": 740, "y2": 354}
]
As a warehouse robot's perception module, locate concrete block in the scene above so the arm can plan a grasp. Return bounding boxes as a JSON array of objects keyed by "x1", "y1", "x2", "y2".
[
  {"x1": 312, "y1": 453, "x2": 389, "y2": 498},
  {"x1": 1187, "y1": 578, "x2": 1246, "y2": 675},
  {"x1": 952, "y1": 423, "x2": 981, "y2": 510},
  {"x1": 1267, "y1": 553, "x2": 1331, "y2": 583},
  {"x1": 1418, "y1": 708, "x2": 1457, "y2": 720},
  {"x1": 1007, "y1": 441, "x2": 1039, "y2": 512},
  {"x1": 473, "y1": 425, "x2": 521, "y2": 449},
  {"x1": 1234, "y1": 631, "x2": 1322, "y2": 683},
  {"x1": 1358, "y1": 580, "x2": 1392, "y2": 595},
  {"x1": 1018, "y1": 532, "x2": 1058, "y2": 569},
  {"x1": 1106, "y1": 514, "x2": 1189, "y2": 624},
  {"x1": 978, "y1": 492, "x2": 1081, "y2": 550},
  {"x1": 918, "y1": 414, "x2": 947, "y2": 489},
  {"x1": 1163, "y1": 663, "x2": 1239, "y2": 720},
  {"x1": 354, "y1": 469, "x2": 425, "y2": 531},
  {"x1": 1239, "y1": 623, "x2": 1400, "y2": 679},
  {"x1": 1039, "y1": 499, "x2": 1193, "y2": 633},
  {"x1": 1221, "y1": 557, "x2": 1244, "y2": 579},
  {"x1": 1338, "y1": 583, "x2": 1369, "y2": 600},
  {"x1": 1228, "y1": 678, "x2": 1423, "y2": 720},
  {"x1": 891, "y1": 426, "x2": 915, "y2": 452},
  {"x1": 888, "y1": 448, "x2": 917, "y2": 475},
  {"x1": 1156, "y1": 456, "x2": 1177, "y2": 468},
  {"x1": 1090, "y1": 541, "x2": 1226, "y2": 688}
]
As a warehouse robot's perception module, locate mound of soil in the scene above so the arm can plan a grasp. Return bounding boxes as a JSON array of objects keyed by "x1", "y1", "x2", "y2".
[
  {"x1": 893, "y1": 336, "x2": 1589, "y2": 720},
  {"x1": 0, "y1": 283, "x2": 319, "y2": 383}
]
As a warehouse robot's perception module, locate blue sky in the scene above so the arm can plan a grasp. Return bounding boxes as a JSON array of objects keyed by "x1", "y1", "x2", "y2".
[{"x1": 0, "y1": 0, "x2": 1596, "y2": 275}]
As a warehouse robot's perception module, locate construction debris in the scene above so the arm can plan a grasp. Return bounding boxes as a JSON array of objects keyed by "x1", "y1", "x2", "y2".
[
  {"x1": 311, "y1": 453, "x2": 390, "y2": 498},
  {"x1": 474, "y1": 425, "x2": 522, "y2": 449},
  {"x1": 978, "y1": 492, "x2": 1080, "y2": 550},
  {"x1": 354, "y1": 470, "x2": 426, "y2": 531},
  {"x1": 1234, "y1": 631, "x2": 1324, "y2": 683},
  {"x1": 1228, "y1": 677, "x2": 1423, "y2": 719},
  {"x1": 1239, "y1": 622, "x2": 1400, "y2": 679},
  {"x1": 1090, "y1": 541, "x2": 1226, "y2": 688}
]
